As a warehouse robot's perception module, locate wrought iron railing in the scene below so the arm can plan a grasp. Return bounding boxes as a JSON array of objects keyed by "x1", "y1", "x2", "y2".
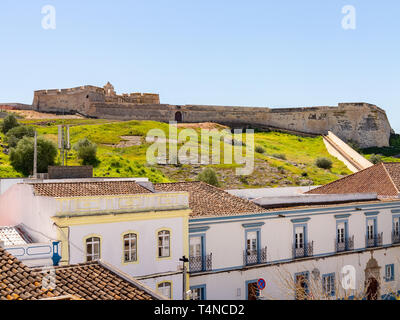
[
  {"x1": 366, "y1": 232, "x2": 383, "y2": 248},
  {"x1": 392, "y1": 231, "x2": 400, "y2": 245},
  {"x1": 292, "y1": 241, "x2": 313, "y2": 259},
  {"x1": 335, "y1": 235, "x2": 354, "y2": 252},
  {"x1": 189, "y1": 253, "x2": 212, "y2": 273},
  {"x1": 243, "y1": 247, "x2": 267, "y2": 266}
]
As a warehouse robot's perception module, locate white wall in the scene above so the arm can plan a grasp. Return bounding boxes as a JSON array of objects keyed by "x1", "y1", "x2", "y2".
[
  {"x1": 189, "y1": 200, "x2": 400, "y2": 299},
  {"x1": 190, "y1": 246, "x2": 400, "y2": 300}
]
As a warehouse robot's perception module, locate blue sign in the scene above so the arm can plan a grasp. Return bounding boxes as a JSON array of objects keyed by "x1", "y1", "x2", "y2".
[{"x1": 257, "y1": 278, "x2": 266, "y2": 290}]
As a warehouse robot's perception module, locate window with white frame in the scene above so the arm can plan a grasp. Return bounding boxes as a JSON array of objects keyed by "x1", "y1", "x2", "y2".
[
  {"x1": 190, "y1": 236, "x2": 202, "y2": 258},
  {"x1": 385, "y1": 264, "x2": 394, "y2": 282},
  {"x1": 86, "y1": 236, "x2": 100, "y2": 262},
  {"x1": 246, "y1": 231, "x2": 258, "y2": 254},
  {"x1": 191, "y1": 286, "x2": 205, "y2": 300},
  {"x1": 322, "y1": 273, "x2": 335, "y2": 297},
  {"x1": 295, "y1": 226, "x2": 304, "y2": 249},
  {"x1": 337, "y1": 222, "x2": 345, "y2": 243},
  {"x1": 158, "y1": 230, "x2": 170, "y2": 258},
  {"x1": 157, "y1": 282, "x2": 172, "y2": 299},
  {"x1": 123, "y1": 233, "x2": 137, "y2": 262}
]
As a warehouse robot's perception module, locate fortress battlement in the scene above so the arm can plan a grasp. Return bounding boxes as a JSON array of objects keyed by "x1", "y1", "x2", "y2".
[{"x1": 31, "y1": 82, "x2": 392, "y2": 148}]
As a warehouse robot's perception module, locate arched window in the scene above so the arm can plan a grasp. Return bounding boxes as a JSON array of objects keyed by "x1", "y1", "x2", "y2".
[
  {"x1": 86, "y1": 236, "x2": 100, "y2": 262},
  {"x1": 158, "y1": 230, "x2": 170, "y2": 258},
  {"x1": 123, "y1": 233, "x2": 137, "y2": 262},
  {"x1": 157, "y1": 282, "x2": 172, "y2": 299}
]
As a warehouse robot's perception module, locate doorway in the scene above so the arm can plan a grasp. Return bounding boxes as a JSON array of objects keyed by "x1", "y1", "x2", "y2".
[{"x1": 175, "y1": 111, "x2": 183, "y2": 122}]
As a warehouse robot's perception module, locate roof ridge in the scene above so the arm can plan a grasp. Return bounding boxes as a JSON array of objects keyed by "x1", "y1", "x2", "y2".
[{"x1": 382, "y1": 162, "x2": 400, "y2": 194}]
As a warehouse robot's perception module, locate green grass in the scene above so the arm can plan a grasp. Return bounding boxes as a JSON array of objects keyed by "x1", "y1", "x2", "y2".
[{"x1": 0, "y1": 118, "x2": 353, "y2": 187}]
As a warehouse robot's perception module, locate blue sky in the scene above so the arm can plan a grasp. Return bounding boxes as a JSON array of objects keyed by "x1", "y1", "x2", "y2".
[{"x1": 0, "y1": 1, "x2": 399, "y2": 131}]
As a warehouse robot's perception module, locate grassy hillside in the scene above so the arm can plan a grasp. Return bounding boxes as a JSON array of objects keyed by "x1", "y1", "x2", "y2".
[{"x1": 0, "y1": 117, "x2": 352, "y2": 188}]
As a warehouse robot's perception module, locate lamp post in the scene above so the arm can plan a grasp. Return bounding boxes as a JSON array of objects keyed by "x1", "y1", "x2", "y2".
[{"x1": 179, "y1": 255, "x2": 189, "y2": 300}]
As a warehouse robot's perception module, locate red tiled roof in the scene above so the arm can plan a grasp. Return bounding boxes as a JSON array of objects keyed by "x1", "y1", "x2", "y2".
[
  {"x1": 306, "y1": 163, "x2": 400, "y2": 197},
  {"x1": 0, "y1": 247, "x2": 157, "y2": 300},
  {"x1": 32, "y1": 181, "x2": 151, "y2": 197},
  {"x1": 154, "y1": 181, "x2": 265, "y2": 217}
]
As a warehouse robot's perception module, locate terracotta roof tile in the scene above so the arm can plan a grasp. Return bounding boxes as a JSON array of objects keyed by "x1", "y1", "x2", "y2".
[
  {"x1": 0, "y1": 247, "x2": 157, "y2": 300},
  {"x1": 306, "y1": 163, "x2": 400, "y2": 197},
  {"x1": 32, "y1": 181, "x2": 151, "y2": 197},
  {"x1": 154, "y1": 181, "x2": 265, "y2": 217}
]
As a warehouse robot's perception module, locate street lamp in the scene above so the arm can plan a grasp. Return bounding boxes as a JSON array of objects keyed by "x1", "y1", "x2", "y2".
[{"x1": 179, "y1": 256, "x2": 189, "y2": 300}]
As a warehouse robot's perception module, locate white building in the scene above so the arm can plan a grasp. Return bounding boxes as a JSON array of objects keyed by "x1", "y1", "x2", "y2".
[
  {"x1": 154, "y1": 164, "x2": 400, "y2": 300},
  {"x1": 0, "y1": 178, "x2": 191, "y2": 300}
]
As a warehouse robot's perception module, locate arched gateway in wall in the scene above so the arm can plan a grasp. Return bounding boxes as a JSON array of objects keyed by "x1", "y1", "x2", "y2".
[{"x1": 175, "y1": 111, "x2": 183, "y2": 123}]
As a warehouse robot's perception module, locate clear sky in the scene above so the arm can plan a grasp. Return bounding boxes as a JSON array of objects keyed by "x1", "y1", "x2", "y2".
[{"x1": 0, "y1": 1, "x2": 399, "y2": 131}]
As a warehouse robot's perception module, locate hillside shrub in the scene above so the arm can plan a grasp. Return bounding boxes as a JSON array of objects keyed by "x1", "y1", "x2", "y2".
[
  {"x1": 73, "y1": 138, "x2": 98, "y2": 166},
  {"x1": 315, "y1": 157, "x2": 333, "y2": 169},
  {"x1": 197, "y1": 168, "x2": 220, "y2": 187}
]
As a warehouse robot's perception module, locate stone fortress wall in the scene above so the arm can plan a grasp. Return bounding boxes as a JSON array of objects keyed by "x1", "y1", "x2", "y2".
[{"x1": 32, "y1": 82, "x2": 393, "y2": 148}]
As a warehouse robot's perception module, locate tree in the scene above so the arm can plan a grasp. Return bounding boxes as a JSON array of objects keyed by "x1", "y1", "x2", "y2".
[
  {"x1": 5, "y1": 125, "x2": 35, "y2": 148},
  {"x1": 73, "y1": 138, "x2": 98, "y2": 165},
  {"x1": 9, "y1": 136, "x2": 58, "y2": 176},
  {"x1": 1, "y1": 114, "x2": 19, "y2": 134},
  {"x1": 197, "y1": 168, "x2": 220, "y2": 187}
]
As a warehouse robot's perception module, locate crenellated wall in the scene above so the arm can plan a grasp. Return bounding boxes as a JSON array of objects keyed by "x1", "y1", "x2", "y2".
[{"x1": 31, "y1": 84, "x2": 392, "y2": 148}]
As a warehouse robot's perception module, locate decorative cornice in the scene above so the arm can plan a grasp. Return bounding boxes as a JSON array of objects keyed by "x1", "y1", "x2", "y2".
[
  {"x1": 241, "y1": 222, "x2": 265, "y2": 228},
  {"x1": 334, "y1": 214, "x2": 351, "y2": 219},
  {"x1": 364, "y1": 211, "x2": 380, "y2": 216},
  {"x1": 189, "y1": 226, "x2": 210, "y2": 233},
  {"x1": 290, "y1": 218, "x2": 310, "y2": 223}
]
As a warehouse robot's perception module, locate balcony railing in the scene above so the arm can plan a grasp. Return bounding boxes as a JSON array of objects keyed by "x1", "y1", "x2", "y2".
[
  {"x1": 392, "y1": 231, "x2": 400, "y2": 245},
  {"x1": 335, "y1": 235, "x2": 354, "y2": 252},
  {"x1": 366, "y1": 232, "x2": 383, "y2": 248},
  {"x1": 292, "y1": 241, "x2": 313, "y2": 259},
  {"x1": 243, "y1": 247, "x2": 267, "y2": 266},
  {"x1": 189, "y1": 253, "x2": 212, "y2": 273}
]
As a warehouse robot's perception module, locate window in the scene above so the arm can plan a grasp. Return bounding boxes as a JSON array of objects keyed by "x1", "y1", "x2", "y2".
[
  {"x1": 295, "y1": 226, "x2": 304, "y2": 249},
  {"x1": 246, "y1": 281, "x2": 260, "y2": 300},
  {"x1": 295, "y1": 272, "x2": 309, "y2": 300},
  {"x1": 191, "y1": 285, "x2": 206, "y2": 300},
  {"x1": 190, "y1": 236, "x2": 202, "y2": 258},
  {"x1": 246, "y1": 231, "x2": 258, "y2": 254},
  {"x1": 367, "y1": 219, "x2": 375, "y2": 240},
  {"x1": 385, "y1": 264, "x2": 394, "y2": 282},
  {"x1": 337, "y1": 222, "x2": 345, "y2": 244},
  {"x1": 123, "y1": 233, "x2": 137, "y2": 262},
  {"x1": 158, "y1": 230, "x2": 170, "y2": 258},
  {"x1": 157, "y1": 282, "x2": 172, "y2": 299},
  {"x1": 86, "y1": 236, "x2": 100, "y2": 262},
  {"x1": 322, "y1": 273, "x2": 335, "y2": 297},
  {"x1": 394, "y1": 217, "x2": 399, "y2": 236}
]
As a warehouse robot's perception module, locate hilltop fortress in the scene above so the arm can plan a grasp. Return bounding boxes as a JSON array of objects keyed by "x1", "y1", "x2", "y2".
[{"x1": 31, "y1": 82, "x2": 392, "y2": 148}]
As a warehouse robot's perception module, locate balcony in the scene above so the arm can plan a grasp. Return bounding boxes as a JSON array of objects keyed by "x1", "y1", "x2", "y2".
[
  {"x1": 392, "y1": 231, "x2": 400, "y2": 245},
  {"x1": 335, "y1": 235, "x2": 354, "y2": 253},
  {"x1": 189, "y1": 253, "x2": 212, "y2": 273},
  {"x1": 292, "y1": 241, "x2": 313, "y2": 259},
  {"x1": 366, "y1": 232, "x2": 383, "y2": 248},
  {"x1": 243, "y1": 247, "x2": 267, "y2": 266}
]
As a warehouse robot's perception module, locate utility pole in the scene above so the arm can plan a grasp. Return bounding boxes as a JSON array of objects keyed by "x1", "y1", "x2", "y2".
[
  {"x1": 179, "y1": 256, "x2": 189, "y2": 300},
  {"x1": 33, "y1": 130, "x2": 37, "y2": 178}
]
